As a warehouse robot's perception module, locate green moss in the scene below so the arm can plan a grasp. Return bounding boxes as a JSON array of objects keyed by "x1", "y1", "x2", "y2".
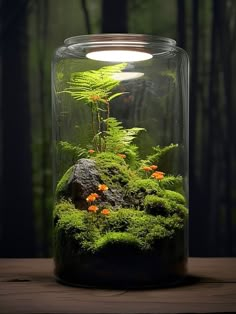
[
  {"x1": 128, "y1": 214, "x2": 160, "y2": 250},
  {"x1": 144, "y1": 195, "x2": 171, "y2": 216},
  {"x1": 164, "y1": 190, "x2": 186, "y2": 205},
  {"x1": 103, "y1": 208, "x2": 137, "y2": 232},
  {"x1": 127, "y1": 211, "x2": 183, "y2": 250},
  {"x1": 128, "y1": 178, "x2": 162, "y2": 194},
  {"x1": 94, "y1": 152, "x2": 137, "y2": 187},
  {"x1": 171, "y1": 203, "x2": 188, "y2": 219},
  {"x1": 127, "y1": 179, "x2": 164, "y2": 210},
  {"x1": 145, "y1": 224, "x2": 172, "y2": 247},
  {"x1": 56, "y1": 211, "x2": 86, "y2": 234},
  {"x1": 103, "y1": 208, "x2": 180, "y2": 251},
  {"x1": 54, "y1": 210, "x2": 100, "y2": 254},
  {"x1": 55, "y1": 166, "x2": 74, "y2": 199},
  {"x1": 54, "y1": 205, "x2": 187, "y2": 257},
  {"x1": 94, "y1": 232, "x2": 141, "y2": 255},
  {"x1": 53, "y1": 200, "x2": 76, "y2": 221},
  {"x1": 141, "y1": 214, "x2": 186, "y2": 249},
  {"x1": 143, "y1": 193, "x2": 188, "y2": 218},
  {"x1": 161, "y1": 214, "x2": 186, "y2": 231}
]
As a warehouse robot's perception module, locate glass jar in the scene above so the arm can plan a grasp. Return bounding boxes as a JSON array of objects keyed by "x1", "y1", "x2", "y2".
[{"x1": 52, "y1": 34, "x2": 189, "y2": 288}]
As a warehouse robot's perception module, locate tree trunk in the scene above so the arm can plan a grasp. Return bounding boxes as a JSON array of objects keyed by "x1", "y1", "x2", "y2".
[
  {"x1": 217, "y1": 0, "x2": 234, "y2": 256},
  {"x1": 102, "y1": 0, "x2": 128, "y2": 33},
  {"x1": 0, "y1": 0, "x2": 36, "y2": 256},
  {"x1": 205, "y1": 0, "x2": 220, "y2": 256},
  {"x1": 188, "y1": 0, "x2": 205, "y2": 256},
  {"x1": 81, "y1": 0, "x2": 91, "y2": 34},
  {"x1": 177, "y1": 0, "x2": 186, "y2": 48},
  {"x1": 36, "y1": 0, "x2": 51, "y2": 257}
]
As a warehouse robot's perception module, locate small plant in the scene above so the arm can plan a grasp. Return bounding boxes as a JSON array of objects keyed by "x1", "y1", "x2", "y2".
[{"x1": 60, "y1": 63, "x2": 129, "y2": 152}]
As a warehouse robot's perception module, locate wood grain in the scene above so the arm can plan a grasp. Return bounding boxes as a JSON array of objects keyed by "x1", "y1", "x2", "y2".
[{"x1": 0, "y1": 258, "x2": 236, "y2": 313}]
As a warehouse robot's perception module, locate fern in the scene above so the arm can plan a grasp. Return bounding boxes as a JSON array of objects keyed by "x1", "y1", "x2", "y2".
[
  {"x1": 61, "y1": 63, "x2": 128, "y2": 105},
  {"x1": 146, "y1": 143, "x2": 179, "y2": 164},
  {"x1": 59, "y1": 63, "x2": 129, "y2": 150},
  {"x1": 104, "y1": 117, "x2": 145, "y2": 154},
  {"x1": 104, "y1": 118, "x2": 125, "y2": 152},
  {"x1": 58, "y1": 141, "x2": 87, "y2": 160},
  {"x1": 160, "y1": 175, "x2": 183, "y2": 191}
]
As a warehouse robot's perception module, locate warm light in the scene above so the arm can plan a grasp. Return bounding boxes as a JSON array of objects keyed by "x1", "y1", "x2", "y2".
[
  {"x1": 86, "y1": 50, "x2": 153, "y2": 62},
  {"x1": 112, "y1": 72, "x2": 144, "y2": 81}
]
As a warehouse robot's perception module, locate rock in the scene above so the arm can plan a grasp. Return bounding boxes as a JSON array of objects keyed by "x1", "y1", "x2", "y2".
[{"x1": 67, "y1": 158, "x2": 128, "y2": 210}]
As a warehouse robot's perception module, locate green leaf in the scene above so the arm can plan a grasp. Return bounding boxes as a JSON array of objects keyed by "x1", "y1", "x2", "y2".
[{"x1": 108, "y1": 92, "x2": 128, "y2": 101}]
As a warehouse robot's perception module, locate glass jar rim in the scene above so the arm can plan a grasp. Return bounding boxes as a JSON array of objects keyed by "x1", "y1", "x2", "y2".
[{"x1": 64, "y1": 33, "x2": 177, "y2": 47}]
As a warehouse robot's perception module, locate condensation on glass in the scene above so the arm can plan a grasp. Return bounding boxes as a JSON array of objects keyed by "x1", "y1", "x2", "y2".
[{"x1": 52, "y1": 34, "x2": 189, "y2": 288}]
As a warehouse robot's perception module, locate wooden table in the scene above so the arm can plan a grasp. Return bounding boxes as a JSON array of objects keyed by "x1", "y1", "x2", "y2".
[{"x1": 0, "y1": 258, "x2": 235, "y2": 313}]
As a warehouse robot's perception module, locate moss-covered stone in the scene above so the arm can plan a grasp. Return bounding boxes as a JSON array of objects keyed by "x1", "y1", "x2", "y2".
[
  {"x1": 94, "y1": 152, "x2": 137, "y2": 188},
  {"x1": 55, "y1": 166, "x2": 74, "y2": 199}
]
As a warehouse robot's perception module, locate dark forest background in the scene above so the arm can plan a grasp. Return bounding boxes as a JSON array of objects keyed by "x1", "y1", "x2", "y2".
[{"x1": 0, "y1": 0, "x2": 236, "y2": 257}]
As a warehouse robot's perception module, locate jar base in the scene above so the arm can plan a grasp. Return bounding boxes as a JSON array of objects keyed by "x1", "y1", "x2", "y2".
[{"x1": 54, "y1": 256, "x2": 187, "y2": 289}]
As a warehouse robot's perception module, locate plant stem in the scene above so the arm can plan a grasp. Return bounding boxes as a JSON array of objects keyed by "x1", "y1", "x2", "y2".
[
  {"x1": 91, "y1": 108, "x2": 99, "y2": 152},
  {"x1": 97, "y1": 111, "x2": 101, "y2": 151},
  {"x1": 91, "y1": 110, "x2": 95, "y2": 137},
  {"x1": 107, "y1": 101, "x2": 110, "y2": 120}
]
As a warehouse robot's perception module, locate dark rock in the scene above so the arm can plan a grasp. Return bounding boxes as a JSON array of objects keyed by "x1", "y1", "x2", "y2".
[{"x1": 68, "y1": 158, "x2": 128, "y2": 210}]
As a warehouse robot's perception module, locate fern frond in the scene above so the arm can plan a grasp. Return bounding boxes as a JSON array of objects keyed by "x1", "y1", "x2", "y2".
[
  {"x1": 58, "y1": 141, "x2": 87, "y2": 160},
  {"x1": 160, "y1": 175, "x2": 183, "y2": 191},
  {"x1": 104, "y1": 118, "x2": 124, "y2": 152},
  {"x1": 123, "y1": 128, "x2": 145, "y2": 145},
  {"x1": 61, "y1": 63, "x2": 128, "y2": 104},
  {"x1": 104, "y1": 117, "x2": 145, "y2": 154},
  {"x1": 108, "y1": 92, "x2": 128, "y2": 101},
  {"x1": 147, "y1": 143, "x2": 179, "y2": 164}
]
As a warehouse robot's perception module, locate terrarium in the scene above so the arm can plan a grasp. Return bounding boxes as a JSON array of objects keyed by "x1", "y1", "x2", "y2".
[{"x1": 52, "y1": 34, "x2": 189, "y2": 288}]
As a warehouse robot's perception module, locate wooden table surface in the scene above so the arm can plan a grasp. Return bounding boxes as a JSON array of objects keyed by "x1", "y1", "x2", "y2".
[{"x1": 0, "y1": 258, "x2": 236, "y2": 314}]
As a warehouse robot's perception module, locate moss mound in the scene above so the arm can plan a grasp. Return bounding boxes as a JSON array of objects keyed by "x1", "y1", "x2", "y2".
[
  {"x1": 164, "y1": 190, "x2": 186, "y2": 205},
  {"x1": 53, "y1": 200, "x2": 76, "y2": 223},
  {"x1": 54, "y1": 205, "x2": 186, "y2": 256},
  {"x1": 54, "y1": 210, "x2": 100, "y2": 254},
  {"x1": 94, "y1": 232, "x2": 141, "y2": 256},
  {"x1": 128, "y1": 178, "x2": 162, "y2": 194},
  {"x1": 127, "y1": 178, "x2": 164, "y2": 210},
  {"x1": 144, "y1": 195, "x2": 171, "y2": 216}
]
